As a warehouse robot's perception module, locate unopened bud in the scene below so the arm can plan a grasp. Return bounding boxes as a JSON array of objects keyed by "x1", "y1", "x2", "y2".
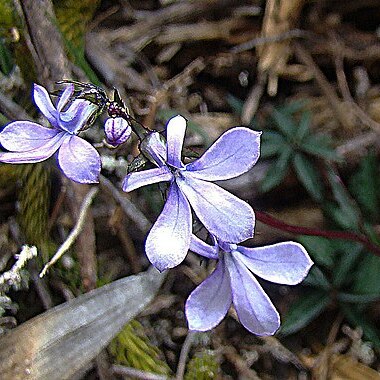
[{"x1": 104, "y1": 117, "x2": 132, "y2": 147}]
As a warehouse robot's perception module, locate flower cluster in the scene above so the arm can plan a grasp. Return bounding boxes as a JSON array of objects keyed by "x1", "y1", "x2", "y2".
[
  {"x1": 122, "y1": 114, "x2": 313, "y2": 334},
  {"x1": 0, "y1": 83, "x2": 313, "y2": 336}
]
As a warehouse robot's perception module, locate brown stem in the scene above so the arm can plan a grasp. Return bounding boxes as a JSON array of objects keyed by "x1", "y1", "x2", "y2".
[{"x1": 256, "y1": 210, "x2": 380, "y2": 257}]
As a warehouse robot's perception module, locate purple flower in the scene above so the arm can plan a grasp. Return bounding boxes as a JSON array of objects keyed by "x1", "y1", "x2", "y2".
[
  {"x1": 185, "y1": 235, "x2": 313, "y2": 335},
  {"x1": 0, "y1": 84, "x2": 100, "y2": 183},
  {"x1": 122, "y1": 115, "x2": 261, "y2": 271},
  {"x1": 104, "y1": 117, "x2": 132, "y2": 147}
]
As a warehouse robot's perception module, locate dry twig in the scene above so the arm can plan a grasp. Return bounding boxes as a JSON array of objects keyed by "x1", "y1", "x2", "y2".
[{"x1": 40, "y1": 187, "x2": 98, "y2": 278}]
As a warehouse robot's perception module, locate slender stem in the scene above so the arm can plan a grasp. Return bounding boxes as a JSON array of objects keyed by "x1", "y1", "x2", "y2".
[
  {"x1": 176, "y1": 331, "x2": 196, "y2": 380},
  {"x1": 39, "y1": 187, "x2": 98, "y2": 277},
  {"x1": 256, "y1": 210, "x2": 380, "y2": 257}
]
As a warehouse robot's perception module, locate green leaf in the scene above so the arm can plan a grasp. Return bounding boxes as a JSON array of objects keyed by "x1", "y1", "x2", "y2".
[
  {"x1": 271, "y1": 108, "x2": 298, "y2": 137},
  {"x1": 349, "y1": 152, "x2": 379, "y2": 221},
  {"x1": 293, "y1": 153, "x2": 323, "y2": 202},
  {"x1": 226, "y1": 93, "x2": 243, "y2": 116},
  {"x1": 278, "y1": 100, "x2": 307, "y2": 115},
  {"x1": 337, "y1": 292, "x2": 380, "y2": 304},
  {"x1": 0, "y1": 37, "x2": 13, "y2": 75},
  {"x1": 353, "y1": 254, "x2": 380, "y2": 295},
  {"x1": 302, "y1": 135, "x2": 339, "y2": 161},
  {"x1": 332, "y1": 242, "x2": 362, "y2": 288},
  {"x1": 297, "y1": 236, "x2": 334, "y2": 268},
  {"x1": 294, "y1": 110, "x2": 311, "y2": 142},
  {"x1": 326, "y1": 167, "x2": 360, "y2": 230},
  {"x1": 279, "y1": 290, "x2": 330, "y2": 336},
  {"x1": 261, "y1": 131, "x2": 287, "y2": 158},
  {"x1": 260, "y1": 145, "x2": 292, "y2": 192},
  {"x1": 341, "y1": 304, "x2": 380, "y2": 348},
  {"x1": 302, "y1": 266, "x2": 331, "y2": 290}
]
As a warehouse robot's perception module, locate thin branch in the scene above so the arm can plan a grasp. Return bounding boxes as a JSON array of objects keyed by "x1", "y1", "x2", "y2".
[
  {"x1": 293, "y1": 42, "x2": 353, "y2": 129},
  {"x1": 99, "y1": 175, "x2": 151, "y2": 234},
  {"x1": 40, "y1": 187, "x2": 98, "y2": 278},
  {"x1": 256, "y1": 211, "x2": 380, "y2": 257},
  {"x1": 0, "y1": 90, "x2": 33, "y2": 121},
  {"x1": 335, "y1": 55, "x2": 380, "y2": 133},
  {"x1": 176, "y1": 331, "x2": 196, "y2": 380}
]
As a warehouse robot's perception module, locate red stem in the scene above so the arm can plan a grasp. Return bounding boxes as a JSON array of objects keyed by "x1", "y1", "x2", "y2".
[{"x1": 256, "y1": 211, "x2": 380, "y2": 257}]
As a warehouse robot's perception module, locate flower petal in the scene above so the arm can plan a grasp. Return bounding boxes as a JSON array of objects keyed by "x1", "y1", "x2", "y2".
[
  {"x1": 177, "y1": 174, "x2": 255, "y2": 242},
  {"x1": 226, "y1": 253, "x2": 280, "y2": 335},
  {"x1": 33, "y1": 84, "x2": 59, "y2": 128},
  {"x1": 237, "y1": 242, "x2": 313, "y2": 285},
  {"x1": 57, "y1": 84, "x2": 74, "y2": 111},
  {"x1": 57, "y1": 135, "x2": 101, "y2": 183},
  {"x1": 0, "y1": 132, "x2": 65, "y2": 163},
  {"x1": 189, "y1": 234, "x2": 219, "y2": 259},
  {"x1": 186, "y1": 258, "x2": 232, "y2": 331},
  {"x1": 166, "y1": 115, "x2": 186, "y2": 168},
  {"x1": 186, "y1": 128, "x2": 261, "y2": 181},
  {"x1": 145, "y1": 183, "x2": 191, "y2": 271},
  {"x1": 122, "y1": 166, "x2": 172, "y2": 192},
  {"x1": 0, "y1": 121, "x2": 61, "y2": 151},
  {"x1": 140, "y1": 131, "x2": 167, "y2": 167},
  {"x1": 59, "y1": 100, "x2": 97, "y2": 134}
]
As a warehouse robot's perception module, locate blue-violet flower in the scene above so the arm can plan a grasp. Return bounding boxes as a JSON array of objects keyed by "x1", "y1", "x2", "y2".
[
  {"x1": 0, "y1": 83, "x2": 100, "y2": 183},
  {"x1": 122, "y1": 115, "x2": 261, "y2": 271},
  {"x1": 185, "y1": 235, "x2": 313, "y2": 335}
]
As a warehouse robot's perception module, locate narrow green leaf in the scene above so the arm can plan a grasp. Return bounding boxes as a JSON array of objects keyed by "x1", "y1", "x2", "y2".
[
  {"x1": 226, "y1": 93, "x2": 243, "y2": 116},
  {"x1": 278, "y1": 100, "x2": 307, "y2": 115},
  {"x1": 353, "y1": 254, "x2": 380, "y2": 295},
  {"x1": 261, "y1": 131, "x2": 287, "y2": 158},
  {"x1": 349, "y1": 152, "x2": 379, "y2": 221},
  {"x1": 294, "y1": 110, "x2": 311, "y2": 142},
  {"x1": 0, "y1": 37, "x2": 13, "y2": 75},
  {"x1": 293, "y1": 153, "x2": 323, "y2": 202},
  {"x1": 332, "y1": 242, "x2": 361, "y2": 288},
  {"x1": 279, "y1": 290, "x2": 330, "y2": 336},
  {"x1": 325, "y1": 204, "x2": 357, "y2": 230},
  {"x1": 341, "y1": 304, "x2": 380, "y2": 348},
  {"x1": 302, "y1": 135, "x2": 339, "y2": 161},
  {"x1": 271, "y1": 108, "x2": 298, "y2": 137},
  {"x1": 260, "y1": 145, "x2": 292, "y2": 192},
  {"x1": 337, "y1": 292, "x2": 380, "y2": 304},
  {"x1": 302, "y1": 266, "x2": 331, "y2": 290},
  {"x1": 326, "y1": 167, "x2": 360, "y2": 230},
  {"x1": 297, "y1": 236, "x2": 334, "y2": 268}
]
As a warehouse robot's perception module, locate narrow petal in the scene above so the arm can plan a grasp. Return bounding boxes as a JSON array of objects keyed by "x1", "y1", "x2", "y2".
[
  {"x1": 226, "y1": 253, "x2": 280, "y2": 335},
  {"x1": 189, "y1": 234, "x2": 219, "y2": 259},
  {"x1": 166, "y1": 115, "x2": 186, "y2": 168},
  {"x1": 33, "y1": 84, "x2": 59, "y2": 128},
  {"x1": 0, "y1": 132, "x2": 65, "y2": 163},
  {"x1": 57, "y1": 135, "x2": 101, "y2": 183},
  {"x1": 237, "y1": 242, "x2": 313, "y2": 285},
  {"x1": 186, "y1": 258, "x2": 232, "y2": 331},
  {"x1": 186, "y1": 128, "x2": 262, "y2": 181},
  {"x1": 0, "y1": 121, "x2": 60, "y2": 151},
  {"x1": 145, "y1": 183, "x2": 191, "y2": 271},
  {"x1": 140, "y1": 131, "x2": 167, "y2": 167},
  {"x1": 122, "y1": 166, "x2": 172, "y2": 192},
  {"x1": 177, "y1": 174, "x2": 255, "y2": 242},
  {"x1": 57, "y1": 84, "x2": 74, "y2": 111},
  {"x1": 61, "y1": 101, "x2": 97, "y2": 134}
]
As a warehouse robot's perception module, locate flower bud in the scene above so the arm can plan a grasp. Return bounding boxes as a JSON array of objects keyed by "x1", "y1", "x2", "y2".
[{"x1": 104, "y1": 117, "x2": 131, "y2": 147}]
